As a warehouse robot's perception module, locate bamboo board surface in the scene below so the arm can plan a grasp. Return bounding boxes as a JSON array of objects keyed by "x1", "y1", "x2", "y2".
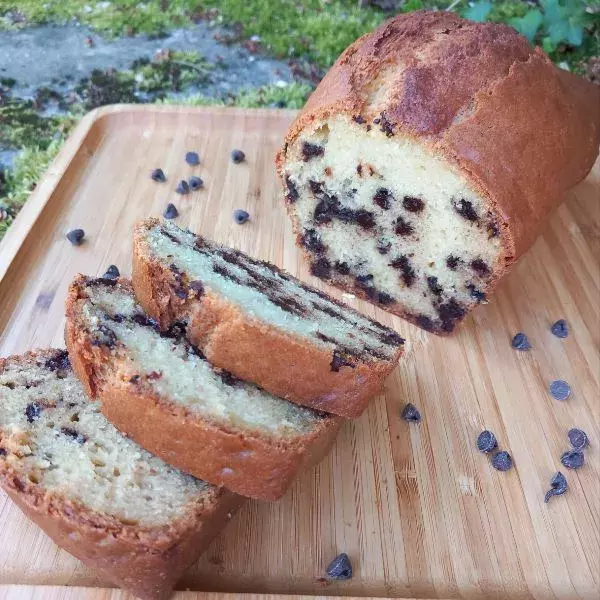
[{"x1": 0, "y1": 106, "x2": 598, "y2": 600}]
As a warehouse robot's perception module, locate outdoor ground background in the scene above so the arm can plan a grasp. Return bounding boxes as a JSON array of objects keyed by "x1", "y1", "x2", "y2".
[{"x1": 0, "y1": 0, "x2": 598, "y2": 240}]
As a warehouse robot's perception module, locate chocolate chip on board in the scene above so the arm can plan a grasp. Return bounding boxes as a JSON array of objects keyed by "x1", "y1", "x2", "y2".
[
  {"x1": 189, "y1": 176, "x2": 204, "y2": 191},
  {"x1": 477, "y1": 430, "x2": 497, "y2": 453},
  {"x1": 176, "y1": 180, "x2": 190, "y2": 195},
  {"x1": 551, "y1": 319, "x2": 569, "y2": 338},
  {"x1": 511, "y1": 332, "x2": 531, "y2": 351},
  {"x1": 150, "y1": 168, "x2": 166, "y2": 182},
  {"x1": 491, "y1": 451, "x2": 513, "y2": 471},
  {"x1": 233, "y1": 209, "x2": 250, "y2": 224},
  {"x1": 560, "y1": 449, "x2": 584, "y2": 470},
  {"x1": 325, "y1": 553, "x2": 352, "y2": 580},
  {"x1": 401, "y1": 403, "x2": 421, "y2": 423},
  {"x1": 66, "y1": 229, "x2": 85, "y2": 246},
  {"x1": 568, "y1": 428, "x2": 589, "y2": 450},
  {"x1": 185, "y1": 151, "x2": 200, "y2": 166},
  {"x1": 544, "y1": 471, "x2": 568, "y2": 503},
  {"x1": 164, "y1": 203, "x2": 179, "y2": 220},
  {"x1": 231, "y1": 149, "x2": 246, "y2": 164},
  {"x1": 549, "y1": 380, "x2": 571, "y2": 401},
  {"x1": 102, "y1": 265, "x2": 120, "y2": 280}
]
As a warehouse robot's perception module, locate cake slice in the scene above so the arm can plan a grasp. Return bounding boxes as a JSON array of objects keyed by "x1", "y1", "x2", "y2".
[
  {"x1": 276, "y1": 11, "x2": 600, "y2": 334},
  {"x1": 65, "y1": 276, "x2": 342, "y2": 501},
  {"x1": 132, "y1": 218, "x2": 404, "y2": 418},
  {"x1": 0, "y1": 349, "x2": 242, "y2": 600}
]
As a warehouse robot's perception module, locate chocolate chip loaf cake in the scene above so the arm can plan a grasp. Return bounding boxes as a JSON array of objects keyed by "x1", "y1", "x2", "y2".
[
  {"x1": 0, "y1": 349, "x2": 242, "y2": 600},
  {"x1": 65, "y1": 276, "x2": 341, "y2": 500},
  {"x1": 276, "y1": 10, "x2": 600, "y2": 335},
  {"x1": 132, "y1": 218, "x2": 404, "y2": 418}
]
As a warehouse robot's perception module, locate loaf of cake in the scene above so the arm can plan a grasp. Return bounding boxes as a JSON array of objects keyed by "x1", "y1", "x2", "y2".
[
  {"x1": 0, "y1": 349, "x2": 242, "y2": 600},
  {"x1": 276, "y1": 10, "x2": 600, "y2": 334},
  {"x1": 65, "y1": 275, "x2": 342, "y2": 500},
  {"x1": 131, "y1": 218, "x2": 404, "y2": 418}
]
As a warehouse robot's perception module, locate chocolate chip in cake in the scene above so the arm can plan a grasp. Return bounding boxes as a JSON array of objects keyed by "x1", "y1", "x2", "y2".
[
  {"x1": 164, "y1": 203, "x2": 179, "y2": 220},
  {"x1": 334, "y1": 261, "x2": 350, "y2": 275},
  {"x1": 446, "y1": 255, "x2": 462, "y2": 270},
  {"x1": 311, "y1": 257, "x2": 331, "y2": 278},
  {"x1": 301, "y1": 229, "x2": 326, "y2": 253},
  {"x1": 185, "y1": 151, "x2": 200, "y2": 166},
  {"x1": 60, "y1": 427, "x2": 87, "y2": 444},
  {"x1": 379, "y1": 112, "x2": 395, "y2": 137},
  {"x1": 302, "y1": 142, "x2": 325, "y2": 161},
  {"x1": 511, "y1": 332, "x2": 531, "y2": 351},
  {"x1": 378, "y1": 291, "x2": 395, "y2": 305},
  {"x1": 471, "y1": 259, "x2": 490, "y2": 276},
  {"x1": 550, "y1": 380, "x2": 571, "y2": 401},
  {"x1": 487, "y1": 222, "x2": 499, "y2": 238},
  {"x1": 438, "y1": 299, "x2": 465, "y2": 331},
  {"x1": 561, "y1": 449, "x2": 584, "y2": 470},
  {"x1": 416, "y1": 315, "x2": 436, "y2": 331},
  {"x1": 376, "y1": 238, "x2": 391, "y2": 255},
  {"x1": 285, "y1": 175, "x2": 299, "y2": 203},
  {"x1": 477, "y1": 430, "x2": 497, "y2": 453},
  {"x1": 102, "y1": 265, "x2": 120, "y2": 280},
  {"x1": 491, "y1": 451, "x2": 513, "y2": 471},
  {"x1": 188, "y1": 280, "x2": 204, "y2": 297},
  {"x1": 545, "y1": 471, "x2": 568, "y2": 503},
  {"x1": 390, "y1": 256, "x2": 415, "y2": 287},
  {"x1": 452, "y1": 199, "x2": 479, "y2": 222},
  {"x1": 326, "y1": 553, "x2": 352, "y2": 580},
  {"x1": 309, "y1": 179, "x2": 324, "y2": 195},
  {"x1": 551, "y1": 319, "x2": 569, "y2": 339},
  {"x1": 356, "y1": 210, "x2": 375, "y2": 229},
  {"x1": 189, "y1": 176, "x2": 203, "y2": 191},
  {"x1": 132, "y1": 313, "x2": 159, "y2": 329},
  {"x1": 25, "y1": 402, "x2": 42, "y2": 423},
  {"x1": 330, "y1": 350, "x2": 355, "y2": 372},
  {"x1": 356, "y1": 163, "x2": 363, "y2": 176},
  {"x1": 92, "y1": 324, "x2": 117, "y2": 348},
  {"x1": 233, "y1": 209, "x2": 250, "y2": 224},
  {"x1": 44, "y1": 350, "x2": 69, "y2": 371},
  {"x1": 394, "y1": 216, "x2": 414, "y2": 236},
  {"x1": 150, "y1": 168, "x2": 166, "y2": 182},
  {"x1": 373, "y1": 188, "x2": 393, "y2": 210},
  {"x1": 401, "y1": 403, "x2": 421, "y2": 423},
  {"x1": 467, "y1": 284, "x2": 486, "y2": 303},
  {"x1": 427, "y1": 276, "x2": 443, "y2": 296},
  {"x1": 353, "y1": 115, "x2": 366, "y2": 124},
  {"x1": 0, "y1": 448, "x2": 6, "y2": 456},
  {"x1": 355, "y1": 274, "x2": 376, "y2": 298},
  {"x1": 66, "y1": 229, "x2": 85, "y2": 246},
  {"x1": 403, "y1": 196, "x2": 425, "y2": 213},
  {"x1": 176, "y1": 180, "x2": 190, "y2": 195},
  {"x1": 231, "y1": 149, "x2": 245, "y2": 164},
  {"x1": 219, "y1": 369, "x2": 240, "y2": 386},
  {"x1": 568, "y1": 428, "x2": 589, "y2": 450}
]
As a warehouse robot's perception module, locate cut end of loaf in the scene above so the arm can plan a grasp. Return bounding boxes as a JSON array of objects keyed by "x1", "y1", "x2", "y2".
[
  {"x1": 281, "y1": 114, "x2": 505, "y2": 333},
  {"x1": 0, "y1": 349, "x2": 211, "y2": 530}
]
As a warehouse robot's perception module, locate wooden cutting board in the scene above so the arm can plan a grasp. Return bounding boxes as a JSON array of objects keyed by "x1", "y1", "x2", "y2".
[{"x1": 0, "y1": 106, "x2": 598, "y2": 600}]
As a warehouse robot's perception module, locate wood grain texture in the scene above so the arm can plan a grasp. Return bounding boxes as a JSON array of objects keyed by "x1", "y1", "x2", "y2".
[{"x1": 0, "y1": 106, "x2": 598, "y2": 599}]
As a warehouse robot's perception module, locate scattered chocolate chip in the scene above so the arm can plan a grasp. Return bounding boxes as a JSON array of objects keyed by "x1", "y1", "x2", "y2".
[
  {"x1": 568, "y1": 428, "x2": 589, "y2": 450},
  {"x1": 353, "y1": 115, "x2": 366, "y2": 124},
  {"x1": 334, "y1": 261, "x2": 350, "y2": 275},
  {"x1": 302, "y1": 142, "x2": 325, "y2": 161},
  {"x1": 376, "y1": 238, "x2": 391, "y2": 255},
  {"x1": 355, "y1": 274, "x2": 376, "y2": 298},
  {"x1": 189, "y1": 176, "x2": 203, "y2": 190},
  {"x1": 401, "y1": 403, "x2": 421, "y2": 423},
  {"x1": 356, "y1": 210, "x2": 375, "y2": 229},
  {"x1": 470, "y1": 259, "x2": 490, "y2": 276},
  {"x1": 176, "y1": 180, "x2": 190, "y2": 195},
  {"x1": 378, "y1": 112, "x2": 395, "y2": 136},
  {"x1": 330, "y1": 350, "x2": 355, "y2": 372},
  {"x1": 301, "y1": 229, "x2": 326, "y2": 253},
  {"x1": 390, "y1": 256, "x2": 415, "y2": 287},
  {"x1": 427, "y1": 276, "x2": 443, "y2": 296},
  {"x1": 188, "y1": 280, "x2": 204, "y2": 297},
  {"x1": 491, "y1": 451, "x2": 513, "y2": 471},
  {"x1": 378, "y1": 291, "x2": 395, "y2": 305},
  {"x1": 511, "y1": 332, "x2": 531, "y2": 351},
  {"x1": 185, "y1": 151, "x2": 200, "y2": 166},
  {"x1": 544, "y1": 471, "x2": 568, "y2": 503},
  {"x1": 550, "y1": 380, "x2": 571, "y2": 401},
  {"x1": 45, "y1": 350, "x2": 69, "y2": 371},
  {"x1": 452, "y1": 199, "x2": 478, "y2": 222},
  {"x1": 394, "y1": 216, "x2": 414, "y2": 236},
  {"x1": 477, "y1": 430, "x2": 497, "y2": 453},
  {"x1": 66, "y1": 229, "x2": 85, "y2": 246},
  {"x1": 231, "y1": 149, "x2": 245, "y2": 164},
  {"x1": 164, "y1": 203, "x2": 179, "y2": 219},
  {"x1": 551, "y1": 319, "x2": 569, "y2": 339},
  {"x1": 438, "y1": 299, "x2": 465, "y2": 330},
  {"x1": 103, "y1": 265, "x2": 119, "y2": 280},
  {"x1": 403, "y1": 196, "x2": 424, "y2": 213},
  {"x1": 0, "y1": 448, "x2": 6, "y2": 457},
  {"x1": 467, "y1": 284, "x2": 486, "y2": 303},
  {"x1": 60, "y1": 427, "x2": 87, "y2": 444},
  {"x1": 25, "y1": 402, "x2": 42, "y2": 423},
  {"x1": 150, "y1": 168, "x2": 166, "y2": 182},
  {"x1": 285, "y1": 175, "x2": 299, "y2": 202},
  {"x1": 356, "y1": 163, "x2": 363, "y2": 176},
  {"x1": 233, "y1": 209, "x2": 250, "y2": 224},
  {"x1": 416, "y1": 314, "x2": 436, "y2": 332},
  {"x1": 446, "y1": 255, "x2": 461, "y2": 270},
  {"x1": 373, "y1": 188, "x2": 393, "y2": 210},
  {"x1": 311, "y1": 257, "x2": 331, "y2": 278},
  {"x1": 326, "y1": 553, "x2": 352, "y2": 580},
  {"x1": 561, "y1": 450, "x2": 584, "y2": 470}
]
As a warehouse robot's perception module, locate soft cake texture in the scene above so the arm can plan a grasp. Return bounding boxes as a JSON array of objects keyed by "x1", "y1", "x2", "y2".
[
  {"x1": 65, "y1": 276, "x2": 342, "y2": 500},
  {"x1": 0, "y1": 349, "x2": 241, "y2": 600},
  {"x1": 277, "y1": 11, "x2": 600, "y2": 334},
  {"x1": 132, "y1": 218, "x2": 404, "y2": 418}
]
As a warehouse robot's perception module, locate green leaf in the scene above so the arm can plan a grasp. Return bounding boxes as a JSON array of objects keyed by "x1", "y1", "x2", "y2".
[
  {"x1": 465, "y1": 1, "x2": 493, "y2": 23},
  {"x1": 510, "y1": 9, "x2": 543, "y2": 42},
  {"x1": 542, "y1": 36, "x2": 556, "y2": 54},
  {"x1": 565, "y1": 23, "x2": 583, "y2": 47},
  {"x1": 540, "y1": 0, "x2": 563, "y2": 24}
]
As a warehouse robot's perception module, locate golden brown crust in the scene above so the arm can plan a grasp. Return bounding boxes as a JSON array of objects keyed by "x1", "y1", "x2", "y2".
[
  {"x1": 132, "y1": 221, "x2": 402, "y2": 418},
  {"x1": 276, "y1": 10, "x2": 600, "y2": 328},
  {"x1": 0, "y1": 350, "x2": 244, "y2": 600},
  {"x1": 65, "y1": 276, "x2": 342, "y2": 501}
]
